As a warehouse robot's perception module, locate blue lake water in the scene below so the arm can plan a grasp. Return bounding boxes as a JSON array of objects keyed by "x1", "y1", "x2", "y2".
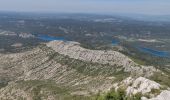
[
  {"x1": 34, "y1": 33, "x2": 65, "y2": 41},
  {"x1": 137, "y1": 47, "x2": 170, "y2": 58},
  {"x1": 112, "y1": 40, "x2": 119, "y2": 45},
  {"x1": 33, "y1": 34, "x2": 170, "y2": 58},
  {"x1": 112, "y1": 37, "x2": 170, "y2": 58}
]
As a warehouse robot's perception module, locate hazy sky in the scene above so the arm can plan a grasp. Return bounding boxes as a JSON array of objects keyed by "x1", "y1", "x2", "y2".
[{"x1": 0, "y1": 0, "x2": 170, "y2": 15}]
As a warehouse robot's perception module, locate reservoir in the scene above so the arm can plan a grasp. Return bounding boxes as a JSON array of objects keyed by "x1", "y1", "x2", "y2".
[
  {"x1": 138, "y1": 47, "x2": 170, "y2": 58},
  {"x1": 112, "y1": 40, "x2": 119, "y2": 45},
  {"x1": 34, "y1": 33, "x2": 65, "y2": 41}
]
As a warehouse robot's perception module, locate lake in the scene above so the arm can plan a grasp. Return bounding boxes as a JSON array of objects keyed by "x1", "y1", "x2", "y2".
[
  {"x1": 112, "y1": 40, "x2": 119, "y2": 45},
  {"x1": 34, "y1": 33, "x2": 65, "y2": 41},
  {"x1": 33, "y1": 34, "x2": 170, "y2": 58},
  {"x1": 137, "y1": 47, "x2": 170, "y2": 58}
]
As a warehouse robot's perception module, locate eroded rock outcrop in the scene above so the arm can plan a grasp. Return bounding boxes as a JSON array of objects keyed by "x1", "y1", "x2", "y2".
[
  {"x1": 0, "y1": 44, "x2": 115, "y2": 97},
  {"x1": 47, "y1": 40, "x2": 157, "y2": 77},
  {"x1": 112, "y1": 76, "x2": 170, "y2": 100},
  {"x1": 0, "y1": 40, "x2": 168, "y2": 99},
  {"x1": 152, "y1": 90, "x2": 170, "y2": 100},
  {"x1": 113, "y1": 77, "x2": 161, "y2": 95},
  {"x1": 142, "y1": 90, "x2": 170, "y2": 100}
]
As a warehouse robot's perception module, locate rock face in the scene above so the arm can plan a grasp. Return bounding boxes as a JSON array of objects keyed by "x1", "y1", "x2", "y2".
[
  {"x1": 126, "y1": 77, "x2": 161, "y2": 95},
  {"x1": 114, "y1": 77, "x2": 161, "y2": 95},
  {"x1": 0, "y1": 40, "x2": 167, "y2": 99},
  {"x1": 0, "y1": 82, "x2": 31, "y2": 100},
  {"x1": 112, "y1": 77, "x2": 170, "y2": 100},
  {"x1": 142, "y1": 90, "x2": 170, "y2": 100},
  {"x1": 47, "y1": 41, "x2": 132, "y2": 66},
  {"x1": 47, "y1": 40, "x2": 156, "y2": 76},
  {"x1": 0, "y1": 44, "x2": 116, "y2": 99},
  {"x1": 150, "y1": 90, "x2": 170, "y2": 100}
]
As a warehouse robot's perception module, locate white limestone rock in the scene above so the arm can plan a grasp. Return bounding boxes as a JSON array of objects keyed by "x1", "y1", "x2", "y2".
[
  {"x1": 46, "y1": 40, "x2": 157, "y2": 76},
  {"x1": 114, "y1": 77, "x2": 161, "y2": 95},
  {"x1": 142, "y1": 90, "x2": 170, "y2": 100}
]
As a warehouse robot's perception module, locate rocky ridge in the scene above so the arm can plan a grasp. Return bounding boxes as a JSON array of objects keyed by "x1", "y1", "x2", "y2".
[
  {"x1": 113, "y1": 77, "x2": 170, "y2": 100},
  {"x1": 113, "y1": 77, "x2": 161, "y2": 95},
  {"x1": 0, "y1": 40, "x2": 169, "y2": 100},
  {"x1": 0, "y1": 43, "x2": 116, "y2": 99},
  {"x1": 142, "y1": 90, "x2": 170, "y2": 100},
  {"x1": 47, "y1": 40, "x2": 157, "y2": 77}
]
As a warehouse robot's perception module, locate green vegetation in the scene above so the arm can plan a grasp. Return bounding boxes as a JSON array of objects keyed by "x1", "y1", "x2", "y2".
[
  {"x1": 150, "y1": 89, "x2": 161, "y2": 96},
  {"x1": 129, "y1": 56, "x2": 146, "y2": 66},
  {"x1": 16, "y1": 80, "x2": 94, "y2": 100},
  {"x1": 112, "y1": 69, "x2": 130, "y2": 82},
  {"x1": 0, "y1": 79, "x2": 8, "y2": 89},
  {"x1": 0, "y1": 82, "x2": 8, "y2": 89},
  {"x1": 16, "y1": 80, "x2": 70, "y2": 100},
  {"x1": 121, "y1": 43, "x2": 170, "y2": 68},
  {"x1": 95, "y1": 88, "x2": 142, "y2": 100},
  {"x1": 150, "y1": 72, "x2": 170, "y2": 87},
  {"x1": 39, "y1": 45, "x2": 130, "y2": 79}
]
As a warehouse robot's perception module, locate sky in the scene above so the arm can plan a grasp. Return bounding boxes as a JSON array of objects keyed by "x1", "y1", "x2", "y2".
[{"x1": 0, "y1": 0, "x2": 170, "y2": 15}]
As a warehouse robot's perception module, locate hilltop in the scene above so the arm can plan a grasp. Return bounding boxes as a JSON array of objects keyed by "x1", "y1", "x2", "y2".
[{"x1": 0, "y1": 40, "x2": 169, "y2": 100}]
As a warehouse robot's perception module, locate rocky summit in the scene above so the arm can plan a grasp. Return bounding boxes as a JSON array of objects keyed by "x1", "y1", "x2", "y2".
[
  {"x1": 0, "y1": 40, "x2": 169, "y2": 100},
  {"x1": 47, "y1": 40, "x2": 157, "y2": 77}
]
